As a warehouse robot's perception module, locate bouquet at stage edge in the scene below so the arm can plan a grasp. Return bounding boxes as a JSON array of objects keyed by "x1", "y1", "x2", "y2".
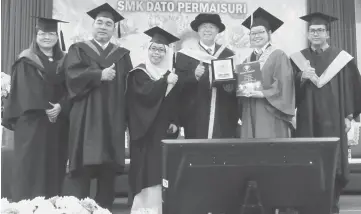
[
  {"x1": 1, "y1": 72, "x2": 11, "y2": 113},
  {"x1": 1, "y1": 196, "x2": 112, "y2": 214}
]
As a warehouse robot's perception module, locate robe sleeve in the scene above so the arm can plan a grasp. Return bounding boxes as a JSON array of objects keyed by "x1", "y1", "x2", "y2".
[
  {"x1": 2, "y1": 60, "x2": 48, "y2": 130},
  {"x1": 65, "y1": 45, "x2": 102, "y2": 100},
  {"x1": 57, "y1": 83, "x2": 71, "y2": 117},
  {"x1": 262, "y1": 51, "x2": 295, "y2": 116},
  {"x1": 290, "y1": 60, "x2": 305, "y2": 108},
  {"x1": 54, "y1": 56, "x2": 71, "y2": 116},
  {"x1": 127, "y1": 69, "x2": 168, "y2": 140},
  {"x1": 342, "y1": 60, "x2": 361, "y2": 119},
  {"x1": 175, "y1": 52, "x2": 199, "y2": 87},
  {"x1": 131, "y1": 70, "x2": 168, "y2": 104}
]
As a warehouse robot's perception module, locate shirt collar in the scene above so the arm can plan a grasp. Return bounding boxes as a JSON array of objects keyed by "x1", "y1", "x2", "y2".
[
  {"x1": 94, "y1": 39, "x2": 110, "y2": 50},
  {"x1": 254, "y1": 42, "x2": 270, "y2": 54},
  {"x1": 310, "y1": 43, "x2": 329, "y2": 52},
  {"x1": 200, "y1": 41, "x2": 216, "y2": 54}
]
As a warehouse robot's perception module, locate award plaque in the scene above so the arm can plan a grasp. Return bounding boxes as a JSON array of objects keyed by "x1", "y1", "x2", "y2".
[
  {"x1": 211, "y1": 58, "x2": 235, "y2": 83},
  {"x1": 236, "y1": 61, "x2": 263, "y2": 97}
]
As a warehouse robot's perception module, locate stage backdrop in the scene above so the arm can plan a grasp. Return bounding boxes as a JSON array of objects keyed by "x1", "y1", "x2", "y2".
[{"x1": 53, "y1": 0, "x2": 307, "y2": 66}]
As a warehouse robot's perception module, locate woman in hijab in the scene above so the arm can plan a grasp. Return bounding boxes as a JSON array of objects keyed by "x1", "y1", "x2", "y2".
[
  {"x1": 238, "y1": 7, "x2": 295, "y2": 138},
  {"x1": 127, "y1": 26, "x2": 180, "y2": 214},
  {"x1": 2, "y1": 17, "x2": 69, "y2": 201}
]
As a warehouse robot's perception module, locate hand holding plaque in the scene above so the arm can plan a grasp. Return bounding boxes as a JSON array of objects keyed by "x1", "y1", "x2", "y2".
[
  {"x1": 211, "y1": 58, "x2": 235, "y2": 84},
  {"x1": 236, "y1": 61, "x2": 263, "y2": 97}
]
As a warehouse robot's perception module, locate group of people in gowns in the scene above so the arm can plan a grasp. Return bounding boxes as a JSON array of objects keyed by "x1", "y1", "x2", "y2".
[{"x1": 2, "y1": 2, "x2": 361, "y2": 214}]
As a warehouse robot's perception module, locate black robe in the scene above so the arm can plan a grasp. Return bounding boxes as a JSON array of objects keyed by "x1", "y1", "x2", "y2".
[
  {"x1": 65, "y1": 40, "x2": 133, "y2": 173},
  {"x1": 2, "y1": 46, "x2": 69, "y2": 201},
  {"x1": 291, "y1": 46, "x2": 361, "y2": 187},
  {"x1": 127, "y1": 64, "x2": 179, "y2": 195},
  {"x1": 175, "y1": 44, "x2": 238, "y2": 139}
]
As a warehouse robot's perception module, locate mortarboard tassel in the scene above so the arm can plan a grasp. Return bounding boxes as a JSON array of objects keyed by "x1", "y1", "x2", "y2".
[
  {"x1": 118, "y1": 22, "x2": 121, "y2": 38},
  {"x1": 250, "y1": 12, "x2": 254, "y2": 28},
  {"x1": 172, "y1": 52, "x2": 176, "y2": 70},
  {"x1": 60, "y1": 30, "x2": 66, "y2": 51}
]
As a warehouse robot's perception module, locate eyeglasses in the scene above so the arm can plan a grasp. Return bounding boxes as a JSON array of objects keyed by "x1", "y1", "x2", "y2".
[
  {"x1": 249, "y1": 30, "x2": 266, "y2": 37},
  {"x1": 309, "y1": 29, "x2": 327, "y2": 35},
  {"x1": 149, "y1": 47, "x2": 166, "y2": 53},
  {"x1": 37, "y1": 32, "x2": 57, "y2": 37}
]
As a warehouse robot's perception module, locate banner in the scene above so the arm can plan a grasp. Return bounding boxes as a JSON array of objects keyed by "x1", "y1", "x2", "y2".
[{"x1": 53, "y1": 0, "x2": 307, "y2": 66}]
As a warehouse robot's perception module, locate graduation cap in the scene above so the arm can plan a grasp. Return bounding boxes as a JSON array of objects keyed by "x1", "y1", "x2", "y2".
[
  {"x1": 300, "y1": 12, "x2": 338, "y2": 29},
  {"x1": 144, "y1": 26, "x2": 180, "y2": 46},
  {"x1": 242, "y1": 7, "x2": 284, "y2": 33},
  {"x1": 87, "y1": 3, "x2": 124, "y2": 38},
  {"x1": 33, "y1": 16, "x2": 68, "y2": 51}
]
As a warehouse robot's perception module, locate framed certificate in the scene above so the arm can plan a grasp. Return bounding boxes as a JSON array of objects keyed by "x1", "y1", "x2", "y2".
[{"x1": 211, "y1": 58, "x2": 235, "y2": 83}]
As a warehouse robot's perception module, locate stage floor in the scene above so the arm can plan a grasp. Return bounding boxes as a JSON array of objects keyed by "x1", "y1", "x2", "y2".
[{"x1": 112, "y1": 195, "x2": 361, "y2": 214}]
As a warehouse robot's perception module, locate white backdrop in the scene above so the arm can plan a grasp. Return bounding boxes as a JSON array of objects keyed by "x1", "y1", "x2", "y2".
[{"x1": 53, "y1": 0, "x2": 307, "y2": 66}]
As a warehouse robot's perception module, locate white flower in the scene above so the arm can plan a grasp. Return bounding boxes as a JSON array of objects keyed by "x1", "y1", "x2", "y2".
[
  {"x1": 54, "y1": 196, "x2": 90, "y2": 214},
  {"x1": 0, "y1": 196, "x2": 110, "y2": 214},
  {"x1": 1, "y1": 72, "x2": 11, "y2": 97},
  {"x1": 80, "y1": 197, "x2": 99, "y2": 212},
  {"x1": 32, "y1": 197, "x2": 57, "y2": 214},
  {"x1": 1, "y1": 198, "x2": 16, "y2": 214},
  {"x1": 14, "y1": 199, "x2": 37, "y2": 213},
  {"x1": 93, "y1": 207, "x2": 112, "y2": 214}
]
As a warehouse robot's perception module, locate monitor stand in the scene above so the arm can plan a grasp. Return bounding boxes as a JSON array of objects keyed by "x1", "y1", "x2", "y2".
[{"x1": 240, "y1": 180, "x2": 265, "y2": 214}]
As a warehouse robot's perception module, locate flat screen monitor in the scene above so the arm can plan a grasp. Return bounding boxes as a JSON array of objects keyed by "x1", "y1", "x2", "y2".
[{"x1": 161, "y1": 138, "x2": 339, "y2": 214}]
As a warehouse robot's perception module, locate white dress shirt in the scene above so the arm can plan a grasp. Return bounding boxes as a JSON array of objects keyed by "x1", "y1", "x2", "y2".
[
  {"x1": 200, "y1": 41, "x2": 216, "y2": 55},
  {"x1": 254, "y1": 42, "x2": 270, "y2": 55},
  {"x1": 94, "y1": 39, "x2": 110, "y2": 50}
]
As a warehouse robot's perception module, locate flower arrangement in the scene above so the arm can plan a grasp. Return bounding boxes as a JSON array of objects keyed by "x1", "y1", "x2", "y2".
[
  {"x1": 348, "y1": 120, "x2": 360, "y2": 146},
  {"x1": 1, "y1": 197, "x2": 112, "y2": 214},
  {"x1": 1, "y1": 72, "x2": 11, "y2": 113}
]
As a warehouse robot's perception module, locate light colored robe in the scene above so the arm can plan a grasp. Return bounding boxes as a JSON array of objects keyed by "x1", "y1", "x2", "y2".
[{"x1": 240, "y1": 46, "x2": 295, "y2": 138}]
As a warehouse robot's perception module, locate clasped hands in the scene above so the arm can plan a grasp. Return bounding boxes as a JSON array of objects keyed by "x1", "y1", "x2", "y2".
[{"x1": 46, "y1": 102, "x2": 61, "y2": 123}]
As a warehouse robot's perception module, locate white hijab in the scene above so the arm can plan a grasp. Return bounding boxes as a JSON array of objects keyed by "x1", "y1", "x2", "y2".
[{"x1": 144, "y1": 42, "x2": 173, "y2": 81}]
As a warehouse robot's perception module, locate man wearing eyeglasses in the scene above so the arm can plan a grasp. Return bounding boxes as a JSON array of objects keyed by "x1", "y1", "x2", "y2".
[
  {"x1": 290, "y1": 12, "x2": 361, "y2": 214},
  {"x1": 174, "y1": 13, "x2": 238, "y2": 139}
]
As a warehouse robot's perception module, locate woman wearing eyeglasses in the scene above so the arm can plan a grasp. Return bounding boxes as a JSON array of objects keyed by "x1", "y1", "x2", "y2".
[
  {"x1": 126, "y1": 27, "x2": 180, "y2": 214},
  {"x1": 1, "y1": 17, "x2": 69, "y2": 201},
  {"x1": 238, "y1": 7, "x2": 295, "y2": 138}
]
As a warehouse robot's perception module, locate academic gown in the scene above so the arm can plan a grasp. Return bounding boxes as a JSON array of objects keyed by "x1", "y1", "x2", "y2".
[
  {"x1": 240, "y1": 46, "x2": 295, "y2": 138},
  {"x1": 2, "y1": 48, "x2": 69, "y2": 201},
  {"x1": 291, "y1": 46, "x2": 361, "y2": 186},
  {"x1": 176, "y1": 44, "x2": 238, "y2": 139},
  {"x1": 65, "y1": 40, "x2": 133, "y2": 173},
  {"x1": 127, "y1": 64, "x2": 179, "y2": 196}
]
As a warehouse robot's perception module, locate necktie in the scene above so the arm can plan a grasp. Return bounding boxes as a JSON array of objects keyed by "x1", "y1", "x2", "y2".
[
  {"x1": 207, "y1": 48, "x2": 213, "y2": 55},
  {"x1": 315, "y1": 49, "x2": 323, "y2": 54},
  {"x1": 255, "y1": 50, "x2": 263, "y2": 60}
]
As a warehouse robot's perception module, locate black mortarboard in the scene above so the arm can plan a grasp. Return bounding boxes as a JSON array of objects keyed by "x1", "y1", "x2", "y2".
[
  {"x1": 242, "y1": 7, "x2": 284, "y2": 33},
  {"x1": 87, "y1": 3, "x2": 124, "y2": 23},
  {"x1": 87, "y1": 3, "x2": 124, "y2": 38},
  {"x1": 33, "y1": 17, "x2": 68, "y2": 32},
  {"x1": 300, "y1": 12, "x2": 338, "y2": 26},
  {"x1": 33, "y1": 16, "x2": 68, "y2": 51},
  {"x1": 144, "y1": 26, "x2": 180, "y2": 46}
]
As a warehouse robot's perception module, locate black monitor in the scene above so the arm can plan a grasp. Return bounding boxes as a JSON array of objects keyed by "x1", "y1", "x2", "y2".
[{"x1": 161, "y1": 138, "x2": 339, "y2": 214}]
